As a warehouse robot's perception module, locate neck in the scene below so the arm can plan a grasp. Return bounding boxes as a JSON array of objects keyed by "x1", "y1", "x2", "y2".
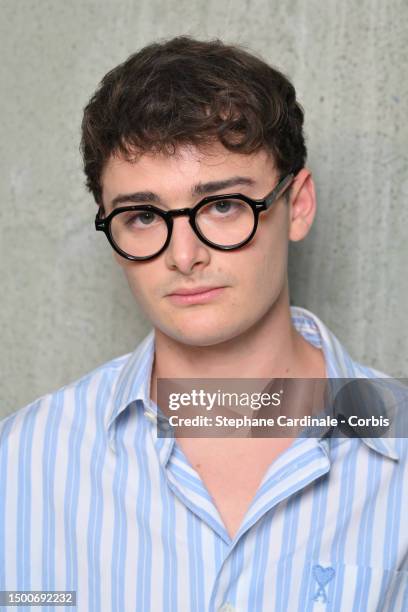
[{"x1": 150, "y1": 287, "x2": 326, "y2": 402}]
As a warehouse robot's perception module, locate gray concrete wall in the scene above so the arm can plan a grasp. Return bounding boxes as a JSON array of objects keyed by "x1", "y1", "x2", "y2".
[{"x1": 1, "y1": 0, "x2": 407, "y2": 418}]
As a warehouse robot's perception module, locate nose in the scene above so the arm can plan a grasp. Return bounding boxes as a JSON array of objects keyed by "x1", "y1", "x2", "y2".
[{"x1": 164, "y1": 215, "x2": 211, "y2": 275}]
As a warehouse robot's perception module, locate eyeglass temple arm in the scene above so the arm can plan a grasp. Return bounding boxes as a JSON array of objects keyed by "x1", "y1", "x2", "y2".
[
  {"x1": 95, "y1": 207, "x2": 105, "y2": 230},
  {"x1": 264, "y1": 173, "x2": 295, "y2": 209}
]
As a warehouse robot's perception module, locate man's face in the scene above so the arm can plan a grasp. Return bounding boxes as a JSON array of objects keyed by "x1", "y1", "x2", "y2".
[{"x1": 101, "y1": 143, "x2": 293, "y2": 347}]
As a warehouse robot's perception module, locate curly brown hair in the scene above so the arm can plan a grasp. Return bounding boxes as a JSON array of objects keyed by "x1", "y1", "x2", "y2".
[{"x1": 80, "y1": 36, "x2": 306, "y2": 206}]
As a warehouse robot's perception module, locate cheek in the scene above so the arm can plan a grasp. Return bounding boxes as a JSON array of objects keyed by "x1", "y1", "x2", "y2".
[
  {"x1": 248, "y1": 234, "x2": 288, "y2": 295},
  {"x1": 121, "y1": 264, "x2": 158, "y2": 307}
]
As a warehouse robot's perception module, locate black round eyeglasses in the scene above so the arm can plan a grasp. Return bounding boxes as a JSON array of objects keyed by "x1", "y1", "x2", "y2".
[{"x1": 95, "y1": 173, "x2": 295, "y2": 261}]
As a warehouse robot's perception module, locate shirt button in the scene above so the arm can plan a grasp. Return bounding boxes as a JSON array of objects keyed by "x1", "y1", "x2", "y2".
[
  {"x1": 144, "y1": 410, "x2": 157, "y2": 424},
  {"x1": 219, "y1": 603, "x2": 235, "y2": 612},
  {"x1": 159, "y1": 418, "x2": 171, "y2": 430}
]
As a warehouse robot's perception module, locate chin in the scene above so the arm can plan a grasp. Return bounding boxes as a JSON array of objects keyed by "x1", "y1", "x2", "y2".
[
  {"x1": 166, "y1": 330, "x2": 236, "y2": 347},
  {"x1": 156, "y1": 312, "x2": 251, "y2": 347}
]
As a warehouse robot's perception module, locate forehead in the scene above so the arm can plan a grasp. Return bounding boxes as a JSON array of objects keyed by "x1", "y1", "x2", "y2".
[{"x1": 101, "y1": 143, "x2": 276, "y2": 204}]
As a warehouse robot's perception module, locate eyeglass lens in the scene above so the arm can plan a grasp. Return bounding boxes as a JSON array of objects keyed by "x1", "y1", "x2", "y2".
[{"x1": 110, "y1": 198, "x2": 255, "y2": 258}]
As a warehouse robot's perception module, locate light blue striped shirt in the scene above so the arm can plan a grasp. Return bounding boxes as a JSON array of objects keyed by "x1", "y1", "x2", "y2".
[{"x1": 1, "y1": 307, "x2": 407, "y2": 611}]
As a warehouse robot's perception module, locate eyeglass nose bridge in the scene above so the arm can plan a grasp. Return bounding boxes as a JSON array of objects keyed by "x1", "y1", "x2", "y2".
[
  {"x1": 165, "y1": 207, "x2": 194, "y2": 219},
  {"x1": 164, "y1": 207, "x2": 201, "y2": 247}
]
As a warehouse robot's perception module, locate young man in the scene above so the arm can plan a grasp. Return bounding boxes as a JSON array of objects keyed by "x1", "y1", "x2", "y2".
[{"x1": 1, "y1": 37, "x2": 407, "y2": 611}]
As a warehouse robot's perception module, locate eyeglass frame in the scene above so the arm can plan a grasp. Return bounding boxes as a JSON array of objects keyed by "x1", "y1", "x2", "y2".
[{"x1": 95, "y1": 172, "x2": 295, "y2": 261}]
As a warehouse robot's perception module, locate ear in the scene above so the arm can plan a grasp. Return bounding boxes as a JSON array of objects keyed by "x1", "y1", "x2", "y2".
[{"x1": 288, "y1": 168, "x2": 317, "y2": 242}]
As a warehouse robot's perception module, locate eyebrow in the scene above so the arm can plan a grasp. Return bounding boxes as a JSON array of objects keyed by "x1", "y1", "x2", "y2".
[
  {"x1": 109, "y1": 176, "x2": 257, "y2": 210},
  {"x1": 193, "y1": 176, "x2": 256, "y2": 196}
]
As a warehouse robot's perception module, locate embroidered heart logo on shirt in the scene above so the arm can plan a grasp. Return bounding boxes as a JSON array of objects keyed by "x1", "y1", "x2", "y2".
[
  {"x1": 312, "y1": 564, "x2": 335, "y2": 603},
  {"x1": 313, "y1": 564, "x2": 335, "y2": 586}
]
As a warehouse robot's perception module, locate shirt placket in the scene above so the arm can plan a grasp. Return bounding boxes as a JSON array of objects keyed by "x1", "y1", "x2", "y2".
[{"x1": 207, "y1": 438, "x2": 332, "y2": 612}]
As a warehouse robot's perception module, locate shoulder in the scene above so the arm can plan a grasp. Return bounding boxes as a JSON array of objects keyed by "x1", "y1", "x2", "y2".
[
  {"x1": 333, "y1": 363, "x2": 408, "y2": 466},
  {"x1": 290, "y1": 307, "x2": 408, "y2": 464},
  {"x1": 0, "y1": 352, "x2": 131, "y2": 446}
]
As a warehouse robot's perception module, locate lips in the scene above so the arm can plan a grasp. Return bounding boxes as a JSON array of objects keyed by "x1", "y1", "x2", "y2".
[
  {"x1": 168, "y1": 286, "x2": 222, "y2": 296},
  {"x1": 166, "y1": 286, "x2": 226, "y2": 305}
]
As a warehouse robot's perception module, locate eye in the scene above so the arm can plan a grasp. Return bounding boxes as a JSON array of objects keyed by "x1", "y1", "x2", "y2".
[
  {"x1": 204, "y1": 199, "x2": 247, "y2": 217},
  {"x1": 214, "y1": 200, "x2": 233, "y2": 214},
  {"x1": 120, "y1": 210, "x2": 161, "y2": 228},
  {"x1": 132, "y1": 211, "x2": 156, "y2": 225}
]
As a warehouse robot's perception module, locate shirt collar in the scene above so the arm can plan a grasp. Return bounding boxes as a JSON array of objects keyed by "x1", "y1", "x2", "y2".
[
  {"x1": 290, "y1": 307, "x2": 399, "y2": 461},
  {"x1": 106, "y1": 329, "x2": 155, "y2": 432},
  {"x1": 106, "y1": 307, "x2": 399, "y2": 460}
]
